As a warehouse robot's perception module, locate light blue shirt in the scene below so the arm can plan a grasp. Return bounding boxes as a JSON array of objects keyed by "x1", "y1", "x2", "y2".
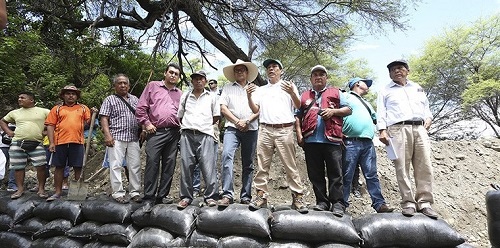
[{"x1": 342, "y1": 92, "x2": 376, "y2": 139}]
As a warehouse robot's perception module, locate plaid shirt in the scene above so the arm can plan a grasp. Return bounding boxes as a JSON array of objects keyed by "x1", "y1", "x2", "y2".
[{"x1": 99, "y1": 94, "x2": 140, "y2": 142}]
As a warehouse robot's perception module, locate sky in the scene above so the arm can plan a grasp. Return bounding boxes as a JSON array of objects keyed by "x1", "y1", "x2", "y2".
[{"x1": 348, "y1": 0, "x2": 500, "y2": 91}]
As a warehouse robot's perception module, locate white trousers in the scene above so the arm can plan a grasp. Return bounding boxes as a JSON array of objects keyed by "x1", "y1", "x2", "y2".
[{"x1": 108, "y1": 141, "x2": 141, "y2": 198}]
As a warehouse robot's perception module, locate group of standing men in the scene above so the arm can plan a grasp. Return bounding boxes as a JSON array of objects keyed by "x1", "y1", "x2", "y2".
[{"x1": 0, "y1": 57, "x2": 438, "y2": 219}]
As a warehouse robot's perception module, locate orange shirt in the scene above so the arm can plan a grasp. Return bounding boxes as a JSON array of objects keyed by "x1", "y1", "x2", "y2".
[{"x1": 45, "y1": 104, "x2": 91, "y2": 145}]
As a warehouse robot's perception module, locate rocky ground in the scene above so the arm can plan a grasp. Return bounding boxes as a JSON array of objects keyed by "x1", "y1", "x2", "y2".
[{"x1": 8, "y1": 138, "x2": 500, "y2": 247}]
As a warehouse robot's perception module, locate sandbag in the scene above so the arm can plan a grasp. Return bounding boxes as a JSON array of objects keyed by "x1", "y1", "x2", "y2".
[
  {"x1": 127, "y1": 227, "x2": 174, "y2": 248},
  {"x1": 81, "y1": 200, "x2": 133, "y2": 224},
  {"x1": 148, "y1": 204, "x2": 198, "y2": 236},
  {"x1": 353, "y1": 213, "x2": 465, "y2": 248},
  {"x1": 66, "y1": 221, "x2": 102, "y2": 240},
  {"x1": 0, "y1": 213, "x2": 12, "y2": 231},
  {"x1": 168, "y1": 236, "x2": 186, "y2": 247},
  {"x1": 130, "y1": 204, "x2": 152, "y2": 227},
  {"x1": 10, "y1": 216, "x2": 47, "y2": 235},
  {"x1": 0, "y1": 194, "x2": 37, "y2": 224},
  {"x1": 271, "y1": 210, "x2": 361, "y2": 245},
  {"x1": 268, "y1": 240, "x2": 311, "y2": 248},
  {"x1": 197, "y1": 203, "x2": 272, "y2": 238},
  {"x1": 187, "y1": 229, "x2": 218, "y2": 247},
  {"x1": 487, "y1": 189, "x2": 500, "y2": 248},
  {"x1": 0, "y1": 231, "x2": 32, "y2": 247},
  {"x1": 33, "y1": 218, "x2": 73, "y2": 240},
  {"x1": 96, "y1": 223, "x2": 137, "y2": 245},
  {"x1": 84, "y1": 241, "x2": 127, "y2": 248},
  {"x1": 216, "y1": 235, "x2": 268, "y2": 248},
  {"x1": 33, "y1": 200, "x2": 83, "y2": 224},
  {"x1": 30, "y1": 235, "x2": 85, "y2": 248},
  {"x1": 316, "y1": 243, "x2": 359, "y2": 248}
]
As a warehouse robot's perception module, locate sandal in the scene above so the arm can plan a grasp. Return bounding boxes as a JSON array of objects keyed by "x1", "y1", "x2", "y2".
[
  {"x1": 10, "y1": 191, "x2": 24, "y2": 199},
  {"x1": 114, "y1": 196, "x2": 129, "y2": 204},
  {"x1": 37, "y1": 192, "x2": 49, "y2": 199},
  {"x1": 46, "y1": 194, "x2": 61, "y2": 202}
]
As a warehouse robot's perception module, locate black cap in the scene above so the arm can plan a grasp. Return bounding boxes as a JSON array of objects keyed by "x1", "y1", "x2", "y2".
[{"x1": 387, "y1": 59, "x2": 409, "y2": 70}]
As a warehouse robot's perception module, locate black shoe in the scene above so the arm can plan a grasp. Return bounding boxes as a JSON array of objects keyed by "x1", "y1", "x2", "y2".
[
  {"x1": 376, "y1": 204, "x2": 395, "y2": 213},
  {"x1": 331, "y1": 203, "x2": 344, "y2": 217},
  {"x1": 313, "y1": 203, "x2": 329, "y2": 211}
]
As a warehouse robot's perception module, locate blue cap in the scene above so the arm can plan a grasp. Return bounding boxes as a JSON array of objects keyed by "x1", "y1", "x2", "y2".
[
  {"x1": 263, "y1": 59, "x2": 283, "y2": 69},
  {"x1": 348, "y1": 77, "x2": 373, "y2": 89}
]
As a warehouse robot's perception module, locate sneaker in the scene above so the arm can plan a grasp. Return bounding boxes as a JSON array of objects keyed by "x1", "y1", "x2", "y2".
[
  {"x1": 291, "y1": 193, "x2": 308, "y2": 213},
  {"x1": 206, "y1": 199, "x2": 217, "y2": 207},
  {"x1": 7, "y1": 187, "x2": 17, "y2": 192},
  {"x1": 249, "y1": 191, "x2": 267, "y2": 210},
  {"x1": 217, "y1": 196, "x2": 233, "y2": 207},
  {"x1": 376, "y1": 204, "x2": 395, "y2": 213}
]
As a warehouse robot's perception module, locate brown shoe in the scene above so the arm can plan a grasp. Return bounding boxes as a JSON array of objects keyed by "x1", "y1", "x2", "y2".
[
  {"x1": 377, "y1": 204, "x2": 395, "y2": 213},
  {"x1": 419, "y1": 207, "x2": 438, "y2": 219},
  {"x1": 291, "y1": 193, "x2": 308, "y2": 213},
  {"x1": 249, "y1": 191, "x2": 267, "y2": 210},
  {"x1": 217, "y1": 196, "x2": 233, "y2": 207},
  {"x1": 402, "y1": 207, "x2": 416, "y2": 217}
]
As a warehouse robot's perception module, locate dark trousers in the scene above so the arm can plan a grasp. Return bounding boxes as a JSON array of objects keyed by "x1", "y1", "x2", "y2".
[
  {"x1": 143, "y1": 127, "x2": 180, "y2": 201},
  {"x1": 303, "y1": 143, "x2": 343, "y2": 208}
]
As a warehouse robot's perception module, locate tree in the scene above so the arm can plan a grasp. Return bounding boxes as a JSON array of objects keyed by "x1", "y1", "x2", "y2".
[
  {"x1": 409, "y1": 14, "x2": 500, "y2": 138},
  {"x1": 21, "y1": 0, "x2": 419, "y2": 85}
]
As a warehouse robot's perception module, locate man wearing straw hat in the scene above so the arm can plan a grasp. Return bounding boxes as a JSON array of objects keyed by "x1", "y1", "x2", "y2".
[
  {"x1": 217, "y1": 59, "x2": 260, "y2": 207},
  {"x1": 45, "y1": 85, "x2": 93, "y2": 201}
]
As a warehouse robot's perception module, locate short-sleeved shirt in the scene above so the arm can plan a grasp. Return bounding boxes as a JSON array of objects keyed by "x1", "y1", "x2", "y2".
[
  {"x1": 45, "y1": 103, "x2": 91, "y2": 145},
  {"x1": 343, "y1": 92, "x2": 376, "y2": 139},
  {"x1": 251, "y1": 80, "x2": 297, "y2": 124},
  {"x1": 100, "y1": 94, "x2": 140, "y2": 142},
  {"x1": 178, "y1": 90, "x2": 220, "y2": 138},
  {"x1": 3, "y1": 107, "x2": 49, "y2": 142},
  {"x1": 219, "y1": 82, "x2": 258, "y2": 130}
]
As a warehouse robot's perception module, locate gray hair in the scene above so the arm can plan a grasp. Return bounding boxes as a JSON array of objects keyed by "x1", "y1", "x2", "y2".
[{"x1": 112, "y1": 73, "x2": 130, "y2": 85}]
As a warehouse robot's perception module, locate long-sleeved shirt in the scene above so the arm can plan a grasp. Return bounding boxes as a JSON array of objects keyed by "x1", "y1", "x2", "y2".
[{"x1": 136, "y1": 81, "x2": 182, "y2": 128}]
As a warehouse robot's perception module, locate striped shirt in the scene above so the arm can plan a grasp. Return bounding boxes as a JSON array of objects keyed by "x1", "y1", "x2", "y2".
[
  {"x1": 220, "y1": 82, "x2": 258, "y2": 130},
  {"x1": 100, "y1": 94, "x2": 140, "y2": 142}
]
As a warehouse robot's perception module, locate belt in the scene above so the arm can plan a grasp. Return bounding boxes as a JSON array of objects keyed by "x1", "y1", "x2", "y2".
[
  {"x1": 344, "y1": 137, "x2": 372, "y2": 141},
  {"x1": 395, "y1": 120, "x2": 424, "y2": 125},
  {"x1": 261, "y1": 122, "x2": 294, "y2": 128},
  {"x1": 182, "y1": 129, "x2": 203, "y2": 135}
]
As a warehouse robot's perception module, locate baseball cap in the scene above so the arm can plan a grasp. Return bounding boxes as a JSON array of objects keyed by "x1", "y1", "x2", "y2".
[
  {"x1": 386, "y1": 59, "x2": 409, "y2": 70},
  {"x1": 262, "y1": 59, "x2": 283, "y2": 69},
  {"x1": 348, "y1": 77, "x2": 373, "y2": 89},
  {"x1": 190, "y1": 70, "x2": 207, "y2": 79},
  {"x1": 310, "y1": 65, "x2": 327, "y2": 74}
]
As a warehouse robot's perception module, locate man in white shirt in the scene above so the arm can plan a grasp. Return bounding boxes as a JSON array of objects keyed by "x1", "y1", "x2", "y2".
[
  {"x1": 246, "y1": 59, "x2": 307, "y2": 213},
  {"x1": 376, "y1": 59, "x2": 437, "y2": 219},
  {"x1": 217, "y1": 59, "x2": 260, "y2": 207}
]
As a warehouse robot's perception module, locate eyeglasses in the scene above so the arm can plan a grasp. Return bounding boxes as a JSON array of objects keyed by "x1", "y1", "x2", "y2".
[
  {"x1": 209, "y1": 82, "x2": 216, "y2": 85},
  {"x1": 234, "y1": 68, "x2": 247, "y2": 73}
]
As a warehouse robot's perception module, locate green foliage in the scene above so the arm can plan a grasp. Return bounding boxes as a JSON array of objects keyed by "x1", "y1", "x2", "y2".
[{"x1": 462, "y1": 78, "x2": 500, "y2": 108}]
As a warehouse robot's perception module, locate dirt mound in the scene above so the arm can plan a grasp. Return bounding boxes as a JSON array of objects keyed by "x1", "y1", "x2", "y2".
[{"x1": 13, "y1": 138, "x2": 499, "y2": 247}]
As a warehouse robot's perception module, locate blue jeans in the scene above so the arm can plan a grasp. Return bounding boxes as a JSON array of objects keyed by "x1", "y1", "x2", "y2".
[
  {"x1": 342, "y1": 138, "x2": 386, "y2": 211},
  {"x1": 1, "y1": 147, "x2": 15, "y2": 189},
  {"x1": 220, "y1": 127, "x2": 257, "y2": 201}
]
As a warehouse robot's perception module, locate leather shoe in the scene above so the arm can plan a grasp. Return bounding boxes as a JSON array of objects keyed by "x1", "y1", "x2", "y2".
[
  {"x1": 313, "y1": 203, "x2": 329, "y2": 211},
  {"x1": 331, "y1": 203, "x2": 345, "y2": 217},
  {"x1": 419, "y1": 207, "x2": 438, "y2": 219},
  {"x1": 376, "y1": 204, "x2": 395, "y2": 213},
  {"x1": 401, "y1": 207, "x2": 416, "y2": 217}
]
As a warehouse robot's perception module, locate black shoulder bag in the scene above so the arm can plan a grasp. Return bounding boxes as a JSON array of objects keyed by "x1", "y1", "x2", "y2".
[{"x1": 114, "y1": 94, "x2": 143, "y2": 137}]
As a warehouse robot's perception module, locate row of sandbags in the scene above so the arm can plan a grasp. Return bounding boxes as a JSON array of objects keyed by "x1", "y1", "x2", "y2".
[
  {"x1": 0, "y1": 193, "x2": 466, "y2": 247},
  {"x1": 487, "y1": 186, "x2": 500, "y2": 247}
]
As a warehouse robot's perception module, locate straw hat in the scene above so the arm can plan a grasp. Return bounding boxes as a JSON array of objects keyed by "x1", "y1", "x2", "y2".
[{"x1": 223, "y1": 59, "x2": 259, "y2": 82}]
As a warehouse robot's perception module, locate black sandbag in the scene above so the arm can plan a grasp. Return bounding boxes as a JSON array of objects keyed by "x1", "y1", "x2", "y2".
[
  {"x1": 10, "y1": 216, "x2": 47, "y2": 235},
  {"x1": 316, "y1": 243, "x2": 359, "y2": 248},
  {"x1": 197, "y1": 203, "x2": 272, "y2": 238},
  {"x1": 33, "y1": 218, "x2": 73, "y2": 240},
  {"x1": 271, "y1": 210, "x2": 361, "y2": 245},
  {"x1": 216, "y1": 235, "x2": 268, "y2": 248},
  {"x1": 149, "y1": 204, "x2": 198, "y2": 236},
  {"x1": 31, "y1": 235, "x2": 85, "y2": 248},
  {"x1": 487, "y1": 189, "x2": 500, "y2": 247},
  {"x1": 66, "y1": 221, "x2": 102, "y2": 240},
  {"x1": 84, "y1": 241, "x2": 127, "y2": 248},
  {"x1": 268, "y1": 240, "x2": 311, "y2": 248},
  {"x1": 353, "y1": 213, "x2": 465, "y2": 248},
  {"x1": 81, "y1": 200, "x2": 134, "y2": 224},
  {"x1": 33, "y1": 200, "x2": 83, "y2": 224},
  {"x1": 130, "y1": 204, "x2": 152, "y2": 227},
  {"x1": 96, "y1": 223, "x2": 137, "y2": 245},
  {"x1": 168, "y1": 236, "x2": 186, "y2": 247},
  {"x1": 0, "y1": 213, "x2": 12, "y2": 231},
  {"x1": 0, "y1": 194, "x2": 37, "y2": 224},
  {"x1": 271, "y1": 204, "x2": 293, "y2": 212},
  {"x1": 0, "y1": 231, "x2": 32, "y2": 247},
  {"x1": 187, "y1": 229, "x2": 218, "y2": 247},
  {"x1": 127, "y1": 227, "x2": 174, "y2": 247}
]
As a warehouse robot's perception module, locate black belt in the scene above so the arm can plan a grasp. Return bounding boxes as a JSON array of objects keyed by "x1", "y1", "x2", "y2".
[
  {"x1": 344, "y1": 137, "x2": 372, "y2": 141},
  {"x1": 261, "y1": 122, "x2": 294, "y2": 128},
  {"x1": 182, "y1": 129, "x2": 203, "y2": 135},
  {"x1": 395, "y1": 120, "x2": 424, "y2": 125}
]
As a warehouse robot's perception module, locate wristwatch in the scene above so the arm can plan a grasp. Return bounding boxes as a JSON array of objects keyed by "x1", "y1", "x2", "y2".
[{"x1": 245, "y1": 119, "x2": 250, "y2": 125}]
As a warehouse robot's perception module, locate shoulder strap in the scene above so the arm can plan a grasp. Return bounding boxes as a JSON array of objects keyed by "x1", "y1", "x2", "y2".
[
  {"x1": 114, "y1": 94, "x2": 135, "y2": 114},
  {"x1": 349, "y1": 92, "x2": 376, "y2": 124}
]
